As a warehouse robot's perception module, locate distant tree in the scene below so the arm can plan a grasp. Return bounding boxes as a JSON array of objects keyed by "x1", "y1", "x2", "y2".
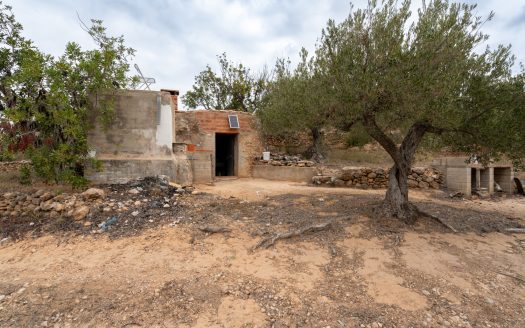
[
  {"x1": 183, "y1": 53, "x2": 269, "y2": 112},
  {"x1": 258, "y1": 50, "x2": 336, "y2": 161},
  {"x1": 264, "y1": 0, "x2": 525, "y2": 223},
  {"x1": 0, "y1": 2, "x2": 137, "y2": 186}
]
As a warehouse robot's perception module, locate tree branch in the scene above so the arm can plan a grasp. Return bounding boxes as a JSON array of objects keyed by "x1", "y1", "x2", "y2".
[{"x1": 362, "y1": 110, "x2": 400, "y2": 163}]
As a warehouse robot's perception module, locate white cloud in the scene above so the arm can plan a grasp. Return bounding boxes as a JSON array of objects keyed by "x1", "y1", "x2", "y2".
[{"x1": 6, "y1": 0, "x2": 525, "y2": 109}]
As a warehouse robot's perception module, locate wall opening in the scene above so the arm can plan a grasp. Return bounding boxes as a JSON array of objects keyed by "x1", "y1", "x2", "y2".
[
  {"x1": 479, "y1": 169, "x2": 489, "y2": 191},
  {"x1": 494, "y1": 167, "x2": 512, "y2": 193},
  {"x1": 470, "y1": 168, "x2": 478, "y2": 192},
  {"x1": 215, "y1": 133, "x2": 237, "y2": 177}
]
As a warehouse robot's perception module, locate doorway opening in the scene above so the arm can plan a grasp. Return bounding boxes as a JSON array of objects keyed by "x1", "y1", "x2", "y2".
[{"x1": 215, "y1": 133, "x2": 237, "y2": 176}]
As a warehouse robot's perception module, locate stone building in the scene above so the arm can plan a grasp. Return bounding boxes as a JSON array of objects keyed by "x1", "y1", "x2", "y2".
[{"x1": 87, "y1": 89, "x2": 262, "y2": 185}]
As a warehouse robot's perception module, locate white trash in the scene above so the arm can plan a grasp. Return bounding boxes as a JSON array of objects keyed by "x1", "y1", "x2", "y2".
[{"x1": 262, "y1": 151, "x2": 270, "y2": 161}]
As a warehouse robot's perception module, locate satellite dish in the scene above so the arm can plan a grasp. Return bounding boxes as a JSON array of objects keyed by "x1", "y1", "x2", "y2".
[{"x1": 134, "y1": 64, "x2": 156, "y2": 90}]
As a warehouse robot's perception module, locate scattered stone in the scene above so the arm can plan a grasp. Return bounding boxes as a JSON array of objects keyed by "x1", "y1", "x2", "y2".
[
  {"x1": 39, "y1": 192, "x2": 55, "y2": 202},
  {"x1": 72, "y1": 206, "x2": 90, "y2": 221},
  {"x1": 128, "y1": 188, "x2": 140, "y2": 195},
  {"x1": 82, "y1": 188, "x2": 106, "y2": 200},
  {"x1": 169, "y1": 182, "x2": 182, "y2": 189}
]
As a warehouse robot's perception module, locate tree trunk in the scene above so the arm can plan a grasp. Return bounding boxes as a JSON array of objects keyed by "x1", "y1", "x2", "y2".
[
  {"x1": 381, "y1": 162, "x2": 419, "y2": 224},
  {"x1": 362, "y1": 113, "x2": 429, "y2": 223},
  {"x1": 306, "y1": 127, "x2": 325, "y2": 162}
]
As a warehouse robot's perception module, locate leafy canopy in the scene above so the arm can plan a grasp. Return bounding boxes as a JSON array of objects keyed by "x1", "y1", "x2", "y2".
[
  {"x1": 0, "y1": 2, "x2": 137, "y2": 186},
  {"x1": 261, "y1": 0, "x2": 525, "y2": 168},
  {"x1": 183, "y1": 53, "x2": 268, "y2": 112}
]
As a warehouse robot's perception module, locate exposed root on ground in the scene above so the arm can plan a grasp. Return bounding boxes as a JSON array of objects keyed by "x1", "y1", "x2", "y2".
[
  {"x1": 198, "y1": 226, "x2": 231, "y2": 234},
  {"x1": 253, "y1": 221, "x2": 333, "y2": 250},
  {"x1": 418, "y1": 209, "x2": 458, "y2": 233},
  {"x1": 494, "y1": 270, "x2": 525, "y2": 283},
  {"x1": 505, "y1": 228, "x2": 525, "y2": 233}
]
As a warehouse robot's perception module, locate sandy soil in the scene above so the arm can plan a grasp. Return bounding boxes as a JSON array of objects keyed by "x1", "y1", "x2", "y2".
[{"x1": 0, "y1": 179, "x2": 524, "y2": 327}]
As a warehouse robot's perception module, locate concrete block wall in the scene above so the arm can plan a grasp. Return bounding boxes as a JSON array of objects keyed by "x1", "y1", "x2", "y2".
[
  {"x1": 434, "y1": 157, "x2": 514, "y2": 196},
  {"x1": 88, "y1": 90, "x2": 174, "y2": 158},
  {"x1": 494, "y1": 167, "x2": 513, "y2": 193},
  {"x1": 87, "y1": 159, "x2": 187, "y2": 184},
  {"x1": 446, "y1": 167, "x2": 471, "y2": 196},
  {"x1": 480, "y1": 167, "x2": 494, "y2": 194},
  {"x1": 86, "y1": 90, "x2": 193, "y2": 185}
]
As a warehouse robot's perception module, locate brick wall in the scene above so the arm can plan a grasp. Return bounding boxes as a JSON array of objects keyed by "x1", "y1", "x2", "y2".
[{"x1": 174, "y1": 110, "x2": 263, "y2": 183}]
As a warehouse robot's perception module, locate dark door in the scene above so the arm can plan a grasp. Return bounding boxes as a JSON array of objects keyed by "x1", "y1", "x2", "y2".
[{"x1": 215, "y1": 133, "x2": 236, "y2": 176}]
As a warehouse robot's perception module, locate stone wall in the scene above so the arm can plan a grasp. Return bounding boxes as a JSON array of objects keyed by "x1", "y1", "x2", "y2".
[
  {"x1": 174, "y1": 110, "x2": 262, "y2": 183},
  {"x1": 0, "y1": 161, "x2": 30, "y2": 172},
  {"x1": 253, "y1": 152, "x2": 315, "y2": 167},
  {"x1": 312, "y1": 167, "x2": 444, "y2": 189}
]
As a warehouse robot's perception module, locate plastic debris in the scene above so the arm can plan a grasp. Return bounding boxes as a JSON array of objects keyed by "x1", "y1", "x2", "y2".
[{"x1": 98, "y1": 215, "x2": 118, "y2": 232}]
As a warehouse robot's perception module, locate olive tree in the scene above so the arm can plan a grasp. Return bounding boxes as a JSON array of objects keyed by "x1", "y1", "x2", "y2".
[
  {"x1": 257, "y1": 50, "x2": 337, "y2": 160},
  {"x1": 269, "y1": 0, "x2": 525, "y2": 223}
]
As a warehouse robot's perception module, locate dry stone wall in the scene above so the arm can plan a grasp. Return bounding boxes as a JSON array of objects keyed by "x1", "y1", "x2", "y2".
[
  {"x1": 0, "y1": 161, "x2": 30, "y2": 172},
  {"x1": 312, "y1": 167, "x2": 443, "y2": 190},
  {"x1": 254, "y1": 153, "x2": 315, "y2": 167}
]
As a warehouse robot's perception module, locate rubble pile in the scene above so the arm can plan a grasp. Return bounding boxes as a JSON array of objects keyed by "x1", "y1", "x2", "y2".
[
  {"x1": 254, "y1": 153, "x2": 315, "y2": 167},
  {"x1": 312, "y1": 167, "x2": 444, "y2": 190},
  {"x1": 0, "y1": 176, "x2": 193, "y2": 224}
]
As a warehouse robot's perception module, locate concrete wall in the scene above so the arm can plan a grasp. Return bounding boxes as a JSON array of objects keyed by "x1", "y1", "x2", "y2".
[
  {"x1": 494, "y1": 167, "x2": 513, "y2": 193},
  {"x1": 175, "y1": 110, "x2": 263, "y2": 184},
  {"x1": 87, "y1": 90, "x2": 192, "y2": 185},
  {"x1": 252, "y1": 165, "x2": 316, "y2": 182},
  {"x1": 434, "y1": 157, "x2": 513, "y2": 196},
  {"x1": 88, "y1": 90, "x2": 173, "y2": 158},
  {"x1": 446, "y1": 167, "x2": 471, "y2": 196}
]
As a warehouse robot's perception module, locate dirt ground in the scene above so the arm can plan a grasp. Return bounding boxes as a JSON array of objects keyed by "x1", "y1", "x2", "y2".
[{"x1": 0, "y1": 178, "x2": 524, "y2": 327}]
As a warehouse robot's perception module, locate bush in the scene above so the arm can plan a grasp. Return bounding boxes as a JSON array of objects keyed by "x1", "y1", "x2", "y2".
[
  {"x1": 345, "y1": 123, "x2": 371, "y2": 148},
  {"x1": 19, "y1": 163, "x2": 32, "y2": 185},
  {"x1": 0, "y1": 150, "x2": 15, "y2": 162}
]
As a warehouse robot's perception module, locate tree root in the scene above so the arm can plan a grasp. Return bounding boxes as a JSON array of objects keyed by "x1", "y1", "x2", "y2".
[
  {"x1": 198, "y1": 226, "x2": 231, "y2": 234},
  {"x1": 495, "y1": 270, "x2": 525, "y2": 283},
  {"x1": 505, "y1": 228, "x2": 525, "y2": 233},
  {"x1": 418, "y1": 210, "x2": 458, "y2": 233},
  {"x1": 254, "y1": 221, "x2": 333, "y2": 250}
]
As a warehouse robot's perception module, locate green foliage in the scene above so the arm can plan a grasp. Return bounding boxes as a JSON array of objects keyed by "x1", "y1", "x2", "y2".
[
  {"x1": 18, "y1": 163, "x2": 31, "y2": 185},
  {"x1": 0, "y1": 2, "x2": 137, "y2": 186},
  {"x1": 183, "y1": 53, "x2": 269, "y2": 112},
  {"x1": 345, "y1": 123, "x2": 371, "y2": 148},
  {"x1": 262, "y1": 0, "x2": 525, "y2": 171},
  {"x1": 0, "y1": 150, "x2": 14, "y2": 161}
]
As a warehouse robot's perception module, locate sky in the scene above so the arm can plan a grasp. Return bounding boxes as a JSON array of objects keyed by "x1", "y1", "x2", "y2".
[{"x1": 6, "y1": 0, "x2": 525, "y2": 108}]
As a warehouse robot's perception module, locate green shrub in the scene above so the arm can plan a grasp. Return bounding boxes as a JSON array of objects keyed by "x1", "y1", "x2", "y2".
[
  {"x1": 345, "y1": 123, "x2": 371, "y2": 148},
  {"x1": 19, "y1": 163, "x2": 32, "y2": 185},
  {"x1": 0, "y1": 150, "x2": 15, "y2": 162}
]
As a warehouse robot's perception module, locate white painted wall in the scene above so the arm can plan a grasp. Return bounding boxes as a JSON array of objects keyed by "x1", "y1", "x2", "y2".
[{"x1": 156, "y1": 103, "x2": 173, "y2": 148}]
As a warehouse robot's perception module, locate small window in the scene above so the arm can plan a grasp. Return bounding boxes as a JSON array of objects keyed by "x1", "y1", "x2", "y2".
[{"x1": 228, "y1": 115, "x2": 240, "y2": 129}]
